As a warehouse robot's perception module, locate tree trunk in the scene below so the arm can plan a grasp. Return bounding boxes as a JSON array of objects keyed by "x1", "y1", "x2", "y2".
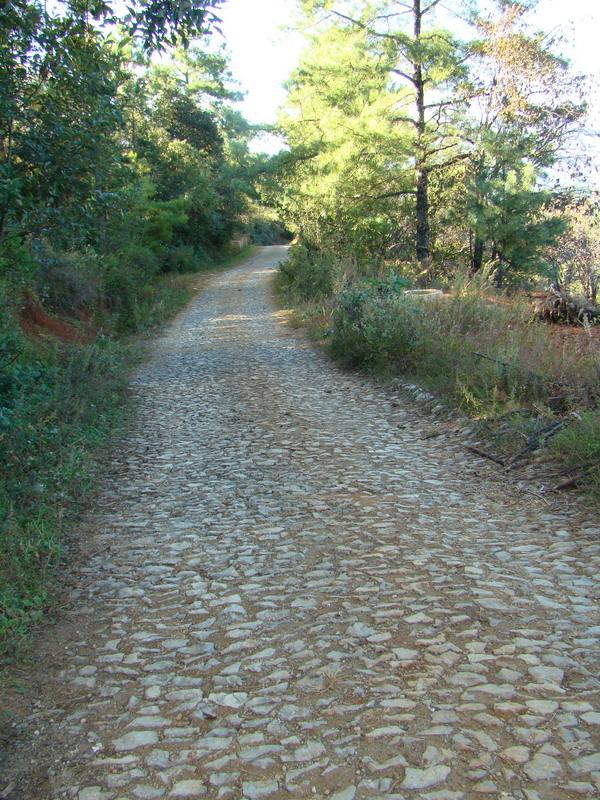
[
  {"x1": 470, "y1": 234, "x2": 485, "y2": 274},
  {"x1": 415, "y1": 166, "x2": 429, "y2": 264},
  {"x1": 413, "y1": 0, "x2": 430, "y2": 275}
]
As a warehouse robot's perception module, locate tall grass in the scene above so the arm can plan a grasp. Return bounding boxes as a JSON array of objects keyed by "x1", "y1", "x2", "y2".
[{"x1": 328, "y1": 275, "x2": 599, "y2": 416}]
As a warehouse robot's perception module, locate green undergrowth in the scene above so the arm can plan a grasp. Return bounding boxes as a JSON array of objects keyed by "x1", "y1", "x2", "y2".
[
  {"x1": 277, "y1": 245, "x2": 600, "y2": 500},
  {"x1": 0, "y1": 245, "x2": 255, "y2": 658}
]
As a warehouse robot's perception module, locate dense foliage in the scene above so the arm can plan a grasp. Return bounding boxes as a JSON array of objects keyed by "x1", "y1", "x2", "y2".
[
  {"x1": 275, "y1": 0, "x2": 593, "y2": 290},
  {"x1": 0, "y1": 1, "x2": 263, "y2": 298}
]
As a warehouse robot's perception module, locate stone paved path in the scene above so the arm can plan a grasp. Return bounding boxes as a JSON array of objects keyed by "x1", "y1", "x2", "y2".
[{"x1": 4, "y1": 246, "x2": 600, "y2": 800}]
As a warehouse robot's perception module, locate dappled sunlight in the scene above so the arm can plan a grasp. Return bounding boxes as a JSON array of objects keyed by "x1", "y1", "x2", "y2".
[{"x1": 213, "y1": 314, "x2": 253, "y2": 323}]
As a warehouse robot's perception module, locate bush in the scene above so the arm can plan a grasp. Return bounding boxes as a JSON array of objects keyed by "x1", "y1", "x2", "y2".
[
  {"x1": 118, "y1": 244, "x2": 161, "y2": 279},
  {"x1": 550, "y1": 412, "x2": 600, "y2": 497},
  {"x1": 35, "y1": 245, "x2": 102, "y2": 313},
  {"x1": 277, "y1": 243, "x2": 334, "y2": 302},
  {"x1": 164, "y1": 244, "x2": 199, "y2": 273},
  {"x1": 0, "y1": 323, "x2": 128, "y2": 648},
  {"x1": 330, "y1": 284, "x2": 424, "y2": 370}
]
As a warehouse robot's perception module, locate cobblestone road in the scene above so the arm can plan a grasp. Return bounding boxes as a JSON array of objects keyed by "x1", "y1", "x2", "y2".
[{"x1": 5, "y1": 246, "x2": 600, "y2": 799}]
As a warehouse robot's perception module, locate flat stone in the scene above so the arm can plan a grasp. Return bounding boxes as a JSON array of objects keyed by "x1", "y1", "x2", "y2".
[
  {"x1": 500, "y1": 746, "x2": 530, "y2": 765},
  {"x1": 393, "y1": 648, "x2": 419, "y2": 660},
  {"x1": 330, "y1": 788, "x2": 356, "y2": 800},
  {"x1": 403, "y1": 765, "x2": 451, "y2": 790},
  {"x1": 528, "y1": 666, "x2": 564, "y2": 685},
  {"x1": 581, "y1": 712, "x2": 600, "y2": 725},
  {"x1": 170, "y1": 780, "x2": 207, "y2": 797},
  {"x1": 570, "y1": 753, "x2": 600, "y2": 774},
  {"x1": 523, "y1": 753, "x2": 562, "y2": 781},
  {"x1": 405, "y1": 612, "x2": 433, "y2": 624},
  {"x1": 78, "y1": 789, "x2": 111, "y2": 800},
  {"x1": 242, "y1": 780, "x2": 279, "y2": 799},
  {"x1": 208, "y1": 692, "x2": 248, "y2": 708},
  {"x1": 346, "y1": 622, "x2": 377, "y2": 638},
  {"x1": 132, "y1": 786, "x2": 165, "y2": 799},
  {"x1": 525, "y1": 700, "x2": 558, "y2": 715},
  {"x1": 113, "y1": 731, "x2": 158, "y2": 751},
  {"x1": 293, "y1": 741, "x2": 326, "y2": 760}
]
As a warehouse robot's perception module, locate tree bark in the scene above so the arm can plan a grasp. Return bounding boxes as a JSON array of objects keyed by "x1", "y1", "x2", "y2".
[
  {"x1": 413, "y1": 0, "x2": 430, "y2": 274},
  {"x1": 470, "y1": 234, "x2": 485, "y2": 274}
]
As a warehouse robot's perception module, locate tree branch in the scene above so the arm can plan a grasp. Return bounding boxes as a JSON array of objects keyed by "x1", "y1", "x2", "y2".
[
  {"x1": 354, "y1": 189, "x2": 417, "y2": 202},
  {"x1": 428, "y1": 152, "x2": 471, "y2": 172}
]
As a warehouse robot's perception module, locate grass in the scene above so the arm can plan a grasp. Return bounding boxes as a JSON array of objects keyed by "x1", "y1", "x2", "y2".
[
  {"x1": 276, "y1": 248, "x2": 600, "y2": 499},
  {"x1": 0, "y1": 244, "x2": 256, "y2": 659}
]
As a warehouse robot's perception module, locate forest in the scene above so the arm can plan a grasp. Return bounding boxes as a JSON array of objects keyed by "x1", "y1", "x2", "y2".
[{"x1": 1, "y1": 0, "x2": 599, "y2": 646}]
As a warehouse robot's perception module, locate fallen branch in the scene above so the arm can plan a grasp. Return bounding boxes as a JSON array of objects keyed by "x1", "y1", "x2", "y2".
[
  {"x1": 553, "y1": 463, "x2": 598, "y2": 491},
  {"x1": 472, "y1": 351, "x2": 543, "y2": 389},
  {"x1": 421, "y1": 429, "x2": 445, "y2": 440},
  {"x1": 534, "y1": 289, "x2": 600, "y2": 325},
  {"x1": 472, "y1": 351, "x2": 512, "y2": 369},
  {"x1": 505, "y1": 419, "x2": 567, "y2": 470},
  {"x1": 554, "y1": 475, "x2": 582, "y2": 491},
  {"x1": 466, "y1": 444, "x2": 505, "y2": 466},
  {"x1": 538, "y1": 459, "x2": 599, "y2": 480}
]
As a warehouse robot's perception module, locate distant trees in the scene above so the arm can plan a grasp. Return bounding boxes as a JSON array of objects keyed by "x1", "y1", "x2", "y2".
[
  {"x1": 280, "y1": 0, "x2": 587, "y2": 287},
  {"x1": 464, "y1": 0, "x2": 585, "y2": 280},
  {"x1": 0, "y1": 0, "x2": 261, "y2": 307}
]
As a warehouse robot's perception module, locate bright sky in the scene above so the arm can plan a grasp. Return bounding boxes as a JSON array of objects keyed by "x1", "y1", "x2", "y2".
[{"x1": 219, "y1": 0, "x2": 600, "y2": 163}]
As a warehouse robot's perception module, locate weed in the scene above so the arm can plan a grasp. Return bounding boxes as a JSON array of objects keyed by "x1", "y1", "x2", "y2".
[{"x1": 550, "y1": 412, "x2": 600, "y2": 497}]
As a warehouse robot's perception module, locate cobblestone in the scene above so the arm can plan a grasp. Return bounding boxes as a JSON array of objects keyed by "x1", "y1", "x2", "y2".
[{"x1": 4, "y1": 246, "x2": 600, "y2": 799}]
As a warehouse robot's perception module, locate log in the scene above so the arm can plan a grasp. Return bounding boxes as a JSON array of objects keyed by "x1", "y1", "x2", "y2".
[{"x1": 533, "y1": 288, "x2": 599, "y2": 325}]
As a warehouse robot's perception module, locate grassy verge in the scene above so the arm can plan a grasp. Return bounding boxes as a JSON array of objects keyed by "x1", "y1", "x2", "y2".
[
  {"x1": 276, "y1": 246, "x2": 600, "y2": 499},
  {"x1": 0, "y1": 245, "x2": 255, "y2": 658}
]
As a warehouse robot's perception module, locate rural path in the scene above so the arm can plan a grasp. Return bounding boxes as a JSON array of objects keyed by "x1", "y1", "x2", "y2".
[{"x1": 3, "y1": 246, "x2": 600, "y2": 800}]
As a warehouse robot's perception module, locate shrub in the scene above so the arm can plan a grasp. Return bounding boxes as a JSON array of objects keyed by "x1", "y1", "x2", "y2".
[
  {"x1": 327, "y1": 274, "x2": 599, "y2": 415},
  {"x1": 164, "y1": 244, "x2": 199, "y2": 273},
  {"x1": 277, "y1": 243, "x2": 334, "y2": 302},
  {"x1": 550, "y1": 412, "x2": 600, "y2": 497},
  {"x1": 118, "y1": 244, "x2": 161, "y2": 279},
  {"x1": 330, "y1": 284, "x2": 424, "y2": 370},
  {"x1": 0, "y1": 326, "x2": 128, "y2": 648},
  {"x1": 35, "y1": 245, "x2": 102, "y2": 313}
]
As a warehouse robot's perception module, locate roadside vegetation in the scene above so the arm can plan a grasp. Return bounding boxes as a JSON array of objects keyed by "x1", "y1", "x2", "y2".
[
  {"x1": 274, "y1": 0, "x2": 600, "y2": 499},
  {"x1": 0, "y1": 0, "x2": 272, "y2": 653}
]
